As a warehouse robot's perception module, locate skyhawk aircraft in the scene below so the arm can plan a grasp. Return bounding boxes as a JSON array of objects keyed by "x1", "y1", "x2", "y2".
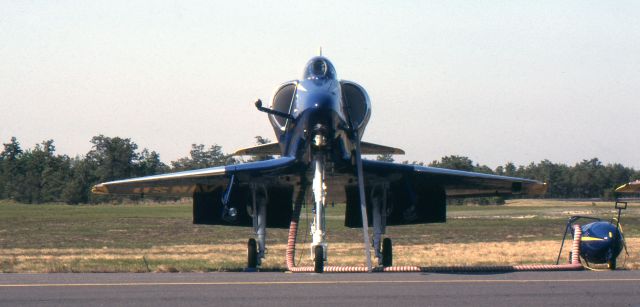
[{"x1": 92, "y1": 56, "x2": 546, "y2": 272}]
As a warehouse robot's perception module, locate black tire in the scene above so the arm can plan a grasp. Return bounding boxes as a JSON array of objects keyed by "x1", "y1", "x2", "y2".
[
  {"x1": 247, "y1": 238, "x2": 258, "y2": 269},
  {"x1": 568, "y1": 251, "x2": 573, "y2": 264},
  {"x1": 314, "y1": 245, "x2": 324, "y2": 273},
  {"x1": 608, "y1": 257, "x2": 617, "y2": 270},
  {"x1": 382, "y1": 238, "x2": 393, "y2": 267}
]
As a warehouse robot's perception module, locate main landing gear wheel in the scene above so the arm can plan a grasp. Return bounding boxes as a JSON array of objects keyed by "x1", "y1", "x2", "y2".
[
  {"x1": 382, "y1": 238, "x2": 393, "y2": 267},
  {"x1": 314, "y1": 245, "x2": 324, "y2": 273},
  {"x1": 608, "y1": 257, "x2": 617, "y2": 270},
  {"x1": 247, "y1": 238, "x2": 258, "y2": 269}
]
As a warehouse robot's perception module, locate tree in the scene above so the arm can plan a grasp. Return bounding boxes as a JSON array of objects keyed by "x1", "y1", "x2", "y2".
[
  {"x1": 137, "y1": 149, "x2": 168, "y2": 176},
  {"x1": 1, "y1": 137, "x2": 24, "y2": 200},
  {"x1": 62, "y1": 156, "x2": 96, "y2": 204},
  {"x1": 401, "y1": 160, "x2": 425, "y2": 166},
  {"x1": 249, "y1": 136, "x2": 274, "y2": 162},
  {"x1": 570, "y1": 158, "x2": 606, "y2": 198},
  {"x1": 0, "y1": 139, "x2": 72, "y2": 203},
  {"x1": 376, "y1": 153, "x2": 394, "y2": 162},
  {"x1": 501, "y1": 162, "x2": 517, "y2": 177},
  {"x1": 254, "y1": 136, "x2": 271, "y2": 145},
  {"x1": 87, "y1": 135, "x2": 140, "y2": 183},
  {"x1": 515, "y1": 160, "x2": 567, "y2": 197},
  {"x1": 84, "y1": 135, "x2": 168, "y2": 203},
  {"x1": 20, "y1": 140, "x2": 56, "y2": 203},
  {"x1": 4, "y1": 133, "x2": 640, "y2": 204},
  {"x1": 429, "y1": 155, "x2": 475, "y2": 172},
  {"x1": 171, "y1": 143, "x2": 234, "y2": 171},
  {"x1": 41, "y1": 152, "x2": 71, "y2": 203},
  {"x1": 473, "y1": 163, "x2": 494, "y2": 174}
]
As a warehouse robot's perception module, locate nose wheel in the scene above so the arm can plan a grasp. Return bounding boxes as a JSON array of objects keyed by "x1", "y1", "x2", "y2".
[{"x1": 314, "y1": 245, "x2": 324, "y2": 273}]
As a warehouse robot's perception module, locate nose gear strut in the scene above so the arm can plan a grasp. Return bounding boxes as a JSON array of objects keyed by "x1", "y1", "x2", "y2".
[{"x1": 310, "y1": 155, "x2": 328, "y2": 273}]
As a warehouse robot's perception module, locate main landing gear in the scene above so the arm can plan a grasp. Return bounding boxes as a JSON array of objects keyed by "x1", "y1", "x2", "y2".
[
  {"x1": 382, "y1": 238, "x2": 393, "y2": 267},
  {"x1": 246, "y1": 184, "x2": 268, "y2": 271},
  {"x1": 247, "y1": 238, "x2": 258, "y2": 269},
  {"x1": 372, "y1": 184, "x2": 392, "y2": 267}
]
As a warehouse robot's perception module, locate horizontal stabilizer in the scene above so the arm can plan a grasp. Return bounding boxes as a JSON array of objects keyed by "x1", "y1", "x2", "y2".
[
  {"x1": 233, "y1": 143, "x2": 282, "y2": 156},
  {"x1": 360, "y1": 141, "x2": 405, "y2": 155},
  {"x1": 233, "y1": 141, "x2": 403, "y2": 156}
]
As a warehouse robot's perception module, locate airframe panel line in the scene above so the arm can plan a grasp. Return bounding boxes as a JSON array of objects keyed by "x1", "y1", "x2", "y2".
[{"x1": 1, "y1": 278, "x2": 640, "y2": 288}]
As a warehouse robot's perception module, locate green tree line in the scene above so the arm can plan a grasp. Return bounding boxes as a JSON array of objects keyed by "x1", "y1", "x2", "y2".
[
  {"x1": 400, "y1": 155, "x2": 639, "y2": 199},
  {"x1": 0, "y1": 136, "x2": 637, "y2": 204},
  {"x1": 0, "y1": 136, "x2": 234, "y2": 204}
]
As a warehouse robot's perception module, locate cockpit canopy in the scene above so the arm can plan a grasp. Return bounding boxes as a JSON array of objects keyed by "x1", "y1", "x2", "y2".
[{"x1": 303, "y1": 57, "x2": 337, "y2": 80}]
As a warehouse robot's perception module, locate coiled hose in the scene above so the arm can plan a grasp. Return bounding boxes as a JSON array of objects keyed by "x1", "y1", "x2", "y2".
[{"x1": 285, "y1": 201, "x2": 584, "y2": 273}]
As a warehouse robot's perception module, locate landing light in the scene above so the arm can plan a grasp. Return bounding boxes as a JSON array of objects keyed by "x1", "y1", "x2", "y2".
[{"x1": 228, "y1": 207, "x2": 238, "y2": 218}]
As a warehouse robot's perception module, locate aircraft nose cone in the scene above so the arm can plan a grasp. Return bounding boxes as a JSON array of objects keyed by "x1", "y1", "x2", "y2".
[
  {"x1": 311, "y1": 95, "x2": 336, "y2": 110},
  {"x1": 300, "y1": 94, "x2": 341, "y2": 137}
]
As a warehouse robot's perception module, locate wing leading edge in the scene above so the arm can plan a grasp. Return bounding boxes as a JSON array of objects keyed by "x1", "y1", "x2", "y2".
[
  {"x1": 362, "y1": 160, "x2": 546, "y2": 197},
  {"x1": 91, "y1": 157, "x2": 297, "y2": 196},
  {"x1": 92, "y1": 157, "x2": 544, "y2": 202}
]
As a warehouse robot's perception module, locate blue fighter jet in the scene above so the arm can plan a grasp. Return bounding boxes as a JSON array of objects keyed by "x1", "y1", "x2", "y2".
[{"x1": 93, "y1": 56, "x2": 546, "y2": 272}]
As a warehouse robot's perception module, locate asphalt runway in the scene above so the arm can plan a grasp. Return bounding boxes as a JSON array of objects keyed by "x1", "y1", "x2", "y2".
[{"x1": 1, "y1": 271, "x2": 639, "y2": 307}]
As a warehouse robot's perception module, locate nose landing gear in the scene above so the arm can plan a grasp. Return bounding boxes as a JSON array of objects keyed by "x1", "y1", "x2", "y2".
[{"x1": 310, "y1": 155, "x2": 328, "y2": 273}]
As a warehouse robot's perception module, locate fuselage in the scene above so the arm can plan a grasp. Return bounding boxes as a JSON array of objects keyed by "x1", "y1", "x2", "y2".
[{"x1": 268, "y1": 57, "x2": 371, "y2": 166}]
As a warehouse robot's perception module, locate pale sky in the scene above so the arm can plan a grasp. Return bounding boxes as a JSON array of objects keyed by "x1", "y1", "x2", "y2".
[{"x1": 1, "y1": 1, "x2": 639, "y2": 168}]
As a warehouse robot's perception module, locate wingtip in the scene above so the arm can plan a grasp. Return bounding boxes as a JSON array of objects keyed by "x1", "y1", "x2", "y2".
[
  {"x1": 534, "y1": 182, "x2": 548, "y2": 195},
  {"x1": 91, "y1": 184, "x2": 109, "y2": 195},
  {"x1": 525, "y1": 181, "x2": 548, "y2": 196},
  {"x1": 615, "y1": 180, "x2": 640, "y2": 193},
  {"x1": 541, "y1": 182, "x2": 549, "y2": 194}
]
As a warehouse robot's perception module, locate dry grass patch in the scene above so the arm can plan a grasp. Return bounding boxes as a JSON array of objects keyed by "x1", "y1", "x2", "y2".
[
  {"x1": 3, "y1": 238, "x2": 638, "y2": 272},
  {"x1": 2, "y1": 200, "x2": 638, "y2": 272}
]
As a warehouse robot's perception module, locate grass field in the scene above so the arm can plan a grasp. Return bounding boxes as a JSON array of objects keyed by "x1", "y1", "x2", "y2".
[{"x1": 1, "y1": 199, "x2": 639, "y2": 272}]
